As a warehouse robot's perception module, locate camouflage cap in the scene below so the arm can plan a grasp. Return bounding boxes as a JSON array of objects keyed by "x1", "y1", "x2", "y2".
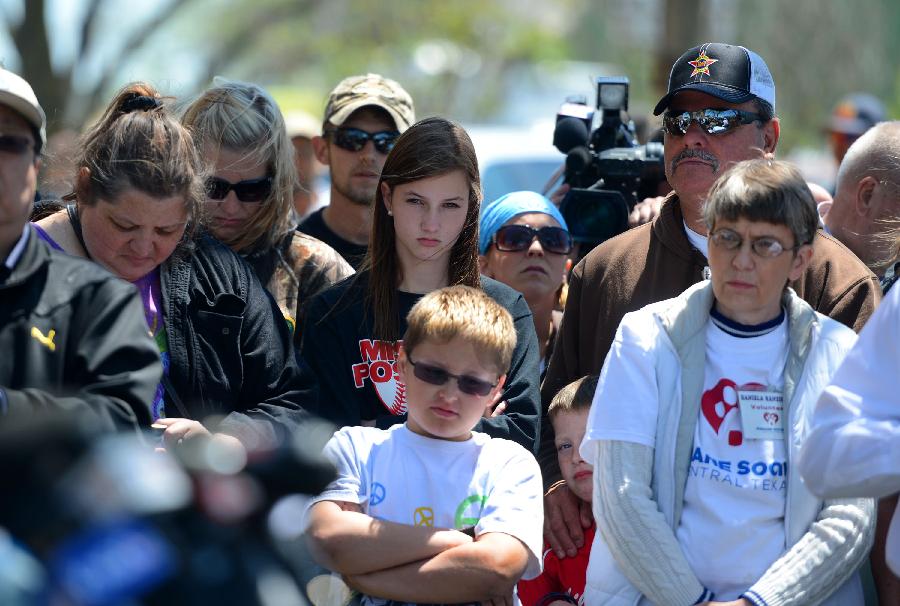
[{"x1": 323, "y1": 73, "x2": 415, "y2": 132}]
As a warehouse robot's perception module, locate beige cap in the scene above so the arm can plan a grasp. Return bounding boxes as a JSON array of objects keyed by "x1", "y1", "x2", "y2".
[
  {"x1": 323, "y1": 73, "x2": 415, "y2": 132},
  {"x1": 0, "y1": 67, "x2": 46, "y2": 147},
  {"x1": 285, "y1": 110, "x2": 320, "y2": 140}
]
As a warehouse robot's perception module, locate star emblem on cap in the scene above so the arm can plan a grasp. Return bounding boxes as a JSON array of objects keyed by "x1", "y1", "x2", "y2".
[{"x1": 688, "y1": 51, "x2": 719, "y2": 78}]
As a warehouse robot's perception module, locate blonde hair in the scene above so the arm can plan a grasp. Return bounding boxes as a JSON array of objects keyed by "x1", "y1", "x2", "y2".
[
  {"x1": 181, "y1": 78, "x2": 297, "y2": 253},
  {"x1": 548, "y1": 375, "x2": 598, "y2": 420},
  {"x1": 403, "y1": 285, "x2": 516, "y2": 374}
]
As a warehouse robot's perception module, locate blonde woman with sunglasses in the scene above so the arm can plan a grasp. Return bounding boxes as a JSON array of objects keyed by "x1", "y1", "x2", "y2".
[{"x1": 182, "y1": 79, "x2": 353, "y2": 340}]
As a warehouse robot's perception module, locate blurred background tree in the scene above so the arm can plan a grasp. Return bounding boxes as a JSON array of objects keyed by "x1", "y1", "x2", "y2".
[{"x1": 0, "y1": 0, "x2": 897, "y2": 179}]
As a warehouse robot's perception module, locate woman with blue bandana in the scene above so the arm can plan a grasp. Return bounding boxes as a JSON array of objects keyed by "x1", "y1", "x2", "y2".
[{"x1": 480, "y1": 191, "x2": 573, "y2": 373}]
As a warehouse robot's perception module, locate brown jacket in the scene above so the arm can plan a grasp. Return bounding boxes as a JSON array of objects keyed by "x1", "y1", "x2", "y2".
[{"x1": 538, "y1": 194, "x2": 881, "y2": 480}]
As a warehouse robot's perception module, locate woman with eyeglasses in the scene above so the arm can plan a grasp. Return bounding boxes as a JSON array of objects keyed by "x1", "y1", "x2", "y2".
[
  {"x1": 479, "y1": 191, "x2": 572, "y2": 375},
  {"x1": 300, "y1": 117, "x2": 541, "y2": 451},
  {"x1": 34, "y1": 83, "x2": 313, "y2": 451},
  {"x1": 580, "y1": 159, "x2": 874, "y2": 606},
  {"x1": 181, "y1": 79, "x2": 353, "y2": 338}
]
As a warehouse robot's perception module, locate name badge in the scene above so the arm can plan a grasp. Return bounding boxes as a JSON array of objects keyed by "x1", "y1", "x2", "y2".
[{"x1": 737, "y1": 390, "x2": 784, "y2": 440}]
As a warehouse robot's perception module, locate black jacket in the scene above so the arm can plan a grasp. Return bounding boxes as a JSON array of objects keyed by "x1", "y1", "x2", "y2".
[
  {"x1": 0, "y1": 227, "x2": 160, "y2": 430},
  {"x1": 162, "y1": 235, "x2": 315, "y2": 446},
  {"x1": 300, "y1": 272, "x2": 541, "y2": 453}
]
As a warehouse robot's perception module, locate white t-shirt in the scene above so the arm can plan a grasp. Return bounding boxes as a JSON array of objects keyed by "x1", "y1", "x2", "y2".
[
  {"x1": 684, "y1": 220, "x2": 709, "y2": 259},
  {"x1": 313, "y1": 424, "x2": 544, "y2": 605},
  {"x1": 800, "y1": 285, "x2": 900, "y2": 575},
  {"x1": 675, "y1": 317, "x2": 789, "y2": 599}
]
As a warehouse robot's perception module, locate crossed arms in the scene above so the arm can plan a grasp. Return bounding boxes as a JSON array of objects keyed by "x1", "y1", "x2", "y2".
[{"x1": 306, "y1": 500, "x2": 530, "y2": 604}]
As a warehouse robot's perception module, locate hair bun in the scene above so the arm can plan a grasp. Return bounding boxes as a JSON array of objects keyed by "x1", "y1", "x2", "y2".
[{"x1": 120, "y1": 92, "x2": 161, "y2": 113}]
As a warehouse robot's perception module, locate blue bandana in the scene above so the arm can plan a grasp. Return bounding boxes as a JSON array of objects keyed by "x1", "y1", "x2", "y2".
[{"x1": 478, "y1": 191, "x2": 568, "y2": 255}]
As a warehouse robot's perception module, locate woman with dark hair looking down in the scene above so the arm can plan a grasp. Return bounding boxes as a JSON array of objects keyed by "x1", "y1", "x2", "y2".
[{"x1": 35, "y1": 83, "x2": 313, "y2": 452}]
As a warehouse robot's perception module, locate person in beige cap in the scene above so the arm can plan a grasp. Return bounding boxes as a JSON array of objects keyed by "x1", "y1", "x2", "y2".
[
  {"x1": 298, "y1": 73, "x2": 415, "y2": 269},
  {"x1": 285, "y1": 110, "x2": 325, "y2": 218},
  {"x1": 0, "y1": 67, "x2": 161, "y2": 431}
]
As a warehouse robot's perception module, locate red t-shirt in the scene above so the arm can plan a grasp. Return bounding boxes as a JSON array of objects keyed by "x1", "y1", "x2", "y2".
[{"x1": 517, "y1": 523, "x2": 595, "y2": 606}]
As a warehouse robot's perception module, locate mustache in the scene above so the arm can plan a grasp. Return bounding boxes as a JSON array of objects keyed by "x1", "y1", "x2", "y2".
[{"x1": 671, "y1": 148, "x2": 719, "y2": 173}]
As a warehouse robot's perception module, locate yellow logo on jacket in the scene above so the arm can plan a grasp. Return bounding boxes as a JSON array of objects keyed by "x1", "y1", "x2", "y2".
[{"x1": 31, "y1": 327, "x2": 56, "y2": 352}]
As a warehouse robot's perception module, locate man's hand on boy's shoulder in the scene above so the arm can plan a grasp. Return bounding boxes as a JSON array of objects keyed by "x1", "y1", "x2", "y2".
[{"x1": 543, "y1": 480, "x2": 593, "y2": 559}]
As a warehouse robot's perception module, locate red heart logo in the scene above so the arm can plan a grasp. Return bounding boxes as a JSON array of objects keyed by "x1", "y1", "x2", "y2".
[{"x1": 701, "y1": 378, "x2": 739, "y2": 434}]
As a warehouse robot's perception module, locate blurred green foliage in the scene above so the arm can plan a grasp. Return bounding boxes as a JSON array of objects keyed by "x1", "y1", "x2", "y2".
[{"x1": 1, "y1": 0, "x2": 896, "y2": 155}]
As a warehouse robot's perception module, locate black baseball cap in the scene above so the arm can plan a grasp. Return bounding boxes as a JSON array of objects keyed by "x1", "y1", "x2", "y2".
[{"x1": 653, "y1": 43, "x2": 776, "y2": 116}]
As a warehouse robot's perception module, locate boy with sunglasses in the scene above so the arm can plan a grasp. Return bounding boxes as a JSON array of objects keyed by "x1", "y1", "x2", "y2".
[
  {"x1": 300, "y1": 73, "x2": 415, "y2": 269},
  {"x1": 539, "y1": 42, "x2": 881, "y2": 565},
  {"x1": 306, "y1": 285, "x2": 543, "y2": 605}
]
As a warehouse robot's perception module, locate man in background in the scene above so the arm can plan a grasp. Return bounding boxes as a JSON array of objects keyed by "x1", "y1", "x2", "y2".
[
  {"x1": 298, "y1": 74, "x2": 414, "y2": 269},
  {"x1": 286, "y1": 110, "x2": 325, "y2": 219},
  {"x1": 824, "y1": 121, "x2": 900, "y2": 293},
  {"x1": 827, "y1": 92, "x2": 886, "y2": 167}
]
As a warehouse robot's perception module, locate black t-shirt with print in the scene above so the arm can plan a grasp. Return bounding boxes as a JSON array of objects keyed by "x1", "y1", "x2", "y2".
[
  {"x1": 299, "y1": 271, "x2": 542, "y2": 453},
  {"x1": 298, "y1": 208, "x2": 368, "y2": 270}
]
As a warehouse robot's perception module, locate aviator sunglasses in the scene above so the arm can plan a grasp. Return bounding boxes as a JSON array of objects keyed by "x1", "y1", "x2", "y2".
[
  {"x1": 407, "y1": 356, "x2": 498, "y2": 396},
  {"x1": 709, "y1": 228, "x2": 802, "y2": 258},
  {"x1": 493, "y1": 224, "x2": 573, "y2": 255},
  {"x1": 663, "y1": 109, "x2": 763, "y2": 136},
  {"x1": 326, "y1": 127, "x2": 400, "y2": 154},
  {"x1": 205, "y1": 176, "x2": 273, "y2": 203},
  {"x1": 0, "y1": 134, "x2": 34, "y2": 155}
]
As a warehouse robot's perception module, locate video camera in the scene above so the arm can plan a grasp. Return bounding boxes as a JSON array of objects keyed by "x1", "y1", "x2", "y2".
[{"x1": 553, "y1": 77, "x2": 665, "y2": 256}]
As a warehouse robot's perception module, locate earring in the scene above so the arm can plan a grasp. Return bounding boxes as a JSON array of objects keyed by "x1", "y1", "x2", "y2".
[{"x1": 387, "y1": 210, "x2": 393, "y2": 216}]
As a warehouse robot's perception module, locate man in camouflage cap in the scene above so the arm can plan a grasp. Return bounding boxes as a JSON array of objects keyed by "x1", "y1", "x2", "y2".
[{"x1": 299, "y1": 74, "x2": 415, "y2": 269}]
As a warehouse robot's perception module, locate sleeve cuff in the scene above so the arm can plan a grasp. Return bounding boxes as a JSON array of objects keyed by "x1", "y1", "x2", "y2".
[
  {"x1": 742, "y1": 590, "x2": 768, "y2": 606},
  {"x1": 693, "y1": 587, "x2": 715, "y2": 604}
]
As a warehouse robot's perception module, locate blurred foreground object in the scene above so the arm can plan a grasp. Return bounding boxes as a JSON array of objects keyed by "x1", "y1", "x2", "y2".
[{"x1": 0, "y1": 411, "x2": 336, "y2": 606}]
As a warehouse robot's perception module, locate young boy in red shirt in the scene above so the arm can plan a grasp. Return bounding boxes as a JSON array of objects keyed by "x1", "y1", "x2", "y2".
[{"x1": 518, "y1": 375, "x2": 598, "y2": 606}]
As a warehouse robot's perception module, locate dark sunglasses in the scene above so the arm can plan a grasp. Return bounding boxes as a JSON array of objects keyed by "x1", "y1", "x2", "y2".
[
  {"x1": 327, "y1": 127, "x2": 399, "y2": 154},
  {"x1": 710, "y1": 228, "x2": 800, "y2": 258},
  {"x1": 407, "y1": 356, "x2": 498, "y2": 396},
  {"x1": 0, "y1": 134, "x2": 34, "y2": 155},
  {"x1": 493, "y1": 224, "x2": 573, "y2": 255},
  {"x1": 663, "y1": 109, "x2": 763, "y2": 136},
  {"x1": 205, "y1": 176, "x2": 273, "y2": 203}
]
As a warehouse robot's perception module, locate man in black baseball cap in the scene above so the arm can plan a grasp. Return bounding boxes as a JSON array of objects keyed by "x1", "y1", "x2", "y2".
[
  {"x1": 653, "y1": 42, "x2": 779, "y2": 226},
  {"x1": 537, "y1": 42, "x2": 880, "y2": 573}
]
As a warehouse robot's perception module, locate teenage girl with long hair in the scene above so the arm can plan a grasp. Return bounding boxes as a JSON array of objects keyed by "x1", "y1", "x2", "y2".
[{"x1": 301, "y1": 117, "x2": 540, "y2": 450}]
